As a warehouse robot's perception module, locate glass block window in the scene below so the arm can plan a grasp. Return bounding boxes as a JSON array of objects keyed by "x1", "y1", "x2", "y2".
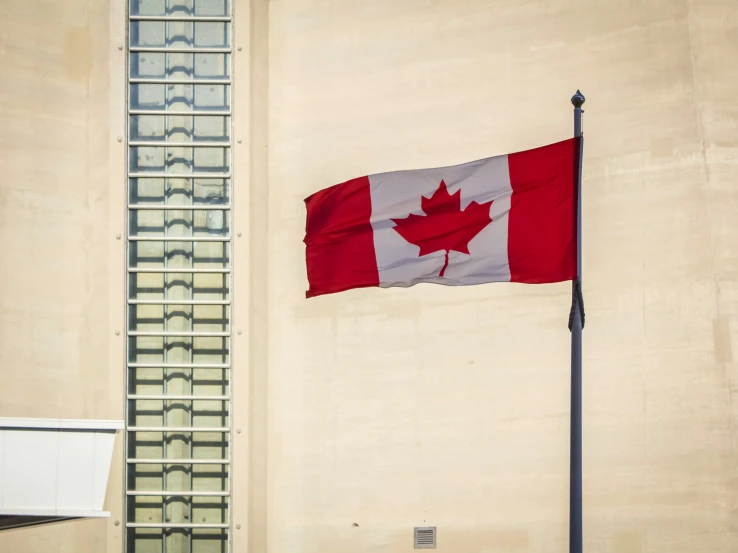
[{"x1": 126, "y1": 2, "x2": 232, "y2": 552}]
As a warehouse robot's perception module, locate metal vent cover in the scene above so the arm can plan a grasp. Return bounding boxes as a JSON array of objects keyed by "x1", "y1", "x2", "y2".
[{"x1": 414, "y1": 526, "x2": 436, "y2": 549}]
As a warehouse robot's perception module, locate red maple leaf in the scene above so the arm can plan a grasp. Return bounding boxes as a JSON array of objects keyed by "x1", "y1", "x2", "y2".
[{"x1": 391, "y1": 180, "x2": 493, "y2": 277}]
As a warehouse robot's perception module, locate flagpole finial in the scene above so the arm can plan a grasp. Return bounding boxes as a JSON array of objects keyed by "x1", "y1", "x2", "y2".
[{"x1": 571, "y1": 90, "x2": 585, "y2": 108}]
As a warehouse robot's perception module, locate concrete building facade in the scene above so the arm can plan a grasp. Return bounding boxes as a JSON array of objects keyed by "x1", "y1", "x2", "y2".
[{"x1": 1, "y1": 0, "x2": 737, "y2": 552}]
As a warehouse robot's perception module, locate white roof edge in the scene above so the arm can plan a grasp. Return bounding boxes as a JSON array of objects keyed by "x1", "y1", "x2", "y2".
[
  {"x1": 0, "y1": 509, "x2": 111, "y2": 518},
  {"x1": 0, "y1": 418, "x2": 124, "y2": 431}
]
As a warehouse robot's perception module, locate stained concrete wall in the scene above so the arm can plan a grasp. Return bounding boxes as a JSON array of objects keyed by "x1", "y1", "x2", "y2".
[
  {"x1": 268, "y1": 1, "x2": 738, "y2": 552},
  {"x1": 0, "y1": 0, "x2": 115, "y2": 420},
  {"x1": 1, "y1": 0, "x2": 737, "y2": 552},
  {"x1": 0, "y1": 0, "x2": 122, "y2": 551}
]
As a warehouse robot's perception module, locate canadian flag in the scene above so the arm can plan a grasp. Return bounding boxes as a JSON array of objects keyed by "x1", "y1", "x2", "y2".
[{"x1": 304, "y1": 138, "x2": 580, "y2": 298}]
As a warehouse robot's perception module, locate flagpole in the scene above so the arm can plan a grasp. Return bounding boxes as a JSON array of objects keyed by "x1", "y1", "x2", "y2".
[{"x1": 569, "y1": 89, "x2": 585, "y2": 553}]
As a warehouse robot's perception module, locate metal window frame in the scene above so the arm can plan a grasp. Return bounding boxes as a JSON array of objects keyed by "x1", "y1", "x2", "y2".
[
  {"x1": 127, "y1": 299, "x2": 230, "y2": 305},
  {"x1": 129, "y1": 109, "x2": 232, "y2": 115},
  {"x1": 128, "y1": 331, "x2": 230, "y2": 337},
  {"x1": 128, "y1": 362, "x2": 229, "y2": 369},
  {"x1": 129, "y1": 16, "x2": 233, "y2": 22},
  {"x1": 126, "y1": 458, "x2": 230, "y2": 464},
  {"x1": 127, "y1": 426, "x2": 230, "y2": 433},
  {"x1": 129, "y1": 140, "x2": 231, "y2": 147},
  {"x1": 129, "y1": 46, "x2": 231, "y2": 53},
  {"x1": 128, "y1": 394, "x2": 230, "y2": 400},
  {"x1": 128, "y1": 267, "x2": 231, "y2": 273},
  {"x1": 126, "y1": 523, "x2": 229, "y2": 529},
  {"x1": 128, "y1": 204, "x2": 232, "y2": 210},
  {"x1": 128, "y1": 172, "x2": 232, "y2": 178},
  {"x1": 128, "y1": 236, "x2": 231, "y2": 242},
  {"x1": 126, "y1": 491, "x2": 229, "y2": 497},
  {"x1": 129, "y1": 78, "x2": 231, "y2": 85}
]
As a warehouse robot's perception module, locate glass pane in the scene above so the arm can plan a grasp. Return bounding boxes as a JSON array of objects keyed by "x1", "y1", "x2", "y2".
[
  {"x1": 130, "y1": 0, "x2": 231, "y2": 17},
  {"x1": 128, "y1": 368, "x2": 230, "y2": 397},
  {"x1": 127, "y1": 528, "x2": 228, "y2": 553},
  {"x1": 131, "y1": 53, "x2": 230, "y2": 80},
  {"x1": 128, "y1": 399, "x2": 229, "y2": 427},
  {"x1": 128, "y1": 430, "x2": 229, "y2": 451},
  {"x1": 128, "y1": 303, "x2": 230, "y2": 333},
  {"x1": 129, "y1": 495, "x2": 164, "y2": 524},
  {"x1": 128, "y1": 496, "x2": 228, "y2": 525},
  {"x1": 129, "y1": 210, "x2": 230, "y2": 238},
  {"x1": 191, "y1": 0, "x2": 231, "y2": 17},
  {"x1": 129, "y1": 272, "x2": 229, "y2": 302},
  {"x1": 129, "y1": 178, "x2": 230, "y2": 206},
  {"x1": 131, "y1": 22, "x2": 230, "y2": 48},
  {"x1": 128, "y1": 464, "x2": 228, "y2": 491},
  {"x1": 130, "y1": 0, "x2": 168, "y2": 16},
  {"x1": 191, "y1": 496, "x2": 228, "y2": 524},
  {"x1": 130, "y1": 115, "x2": 230, "y2": 143},
  {"x1": 130, "y1": 83, "x2": 230, "y2": 111},
  {"x1": 129, "y1": 146, "x2": 230, "y2": 174},
  {"x1": 128, "y1": 240, "x2": 230, "y2": 271},
  {"x1": 128, "y1": 337, "x2": 230, "y2": 364}
]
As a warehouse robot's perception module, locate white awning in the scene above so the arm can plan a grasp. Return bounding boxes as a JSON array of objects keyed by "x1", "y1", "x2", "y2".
[{"x1": 0, "y1": 417, "x2": 123, "y2": 528}]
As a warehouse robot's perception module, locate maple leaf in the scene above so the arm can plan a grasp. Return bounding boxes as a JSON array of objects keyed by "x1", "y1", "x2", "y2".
[{"x1": 391, "y1": 180, "x2": 494, "y2": 277}]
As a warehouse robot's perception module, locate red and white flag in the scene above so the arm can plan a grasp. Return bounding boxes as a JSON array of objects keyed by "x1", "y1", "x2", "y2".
[{"x1": 304, "y1": 138, "x2": 580, "y2": 298}]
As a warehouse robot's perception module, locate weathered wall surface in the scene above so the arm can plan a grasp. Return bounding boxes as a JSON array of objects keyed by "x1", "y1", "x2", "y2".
[
  {"x1": 268, "y1": 1, "x2": 738, "y2": 552},
  {"x1": 1, "y1": 0, "x2": 737, "y2": 552},
  {"x1": 0, "y1": 0, "x2": 114, "y2": 420},
  {"x1": 0, "y1": 518, "x2": 108, "y2": 553},
  {"x1": 0, "y1": 0, "x2": 120, "y2": 551}
]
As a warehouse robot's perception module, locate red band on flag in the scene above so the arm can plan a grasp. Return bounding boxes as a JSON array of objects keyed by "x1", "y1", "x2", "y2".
[
  {"x1": 304, "y1": 176, "x2": 379, "y2": 297},
  {"x1": 507, "y1": 137, "x2": 579, "y2": 284}
]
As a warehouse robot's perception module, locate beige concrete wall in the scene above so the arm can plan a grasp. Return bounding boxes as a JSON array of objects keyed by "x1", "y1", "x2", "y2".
[
  {"x1": 0, "y1": 518, "x2": 109, "y2": 553},
  {"x1": 0, "y1": 0, "x2": 118, "y2": 420},
  {"x1": 0, "y1": 0, "x2": 124, "y2": 550},
  {"x1": 268, "y1": 1, "x2": 738, "y2": 552},
  {"x1": 231, "y1": 1, "x2": 271, "y2": 553},
  {"x1": 2, "y1": 0, "x2": 738, "y2": 552}
]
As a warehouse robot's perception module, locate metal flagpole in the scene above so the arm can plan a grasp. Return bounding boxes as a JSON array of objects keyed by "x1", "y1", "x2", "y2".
[{"x1": 569, "y1": 89, "x2": 585, "y2": 553}]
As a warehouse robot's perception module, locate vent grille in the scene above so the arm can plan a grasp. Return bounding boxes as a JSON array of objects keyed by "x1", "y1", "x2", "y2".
[{"x1": 414, "y1": 526, "x2": 436, "y2": 549}]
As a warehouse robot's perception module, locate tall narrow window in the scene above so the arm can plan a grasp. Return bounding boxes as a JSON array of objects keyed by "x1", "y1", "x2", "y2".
[{"x1": 125, "y1": 1, "x2": 233, "y2": 552}]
